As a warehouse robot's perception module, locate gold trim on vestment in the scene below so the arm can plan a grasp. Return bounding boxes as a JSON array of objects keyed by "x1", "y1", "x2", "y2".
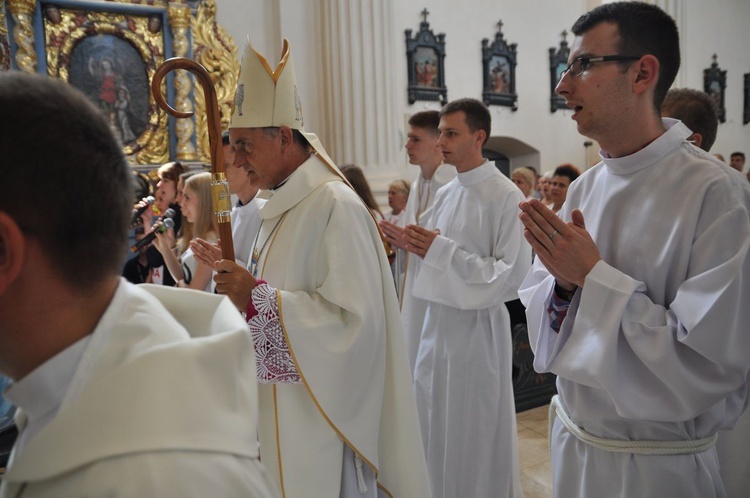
[
  {"x1": 277, "y1": 291, "x2": 380, "y2": 477},
  {"x1": 259, "y1": 180, "x2": 398, "y2": 494},
  {"x1": 252, "y1": 38, "x2": 290, "y2": 84},
  {"x1": 377, "y1": 482, "x2": 394, "y2": 498}
]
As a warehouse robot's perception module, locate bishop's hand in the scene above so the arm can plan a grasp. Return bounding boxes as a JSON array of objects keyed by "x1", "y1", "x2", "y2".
[{"x1": 214, "y1": 259, "x2": 258, "y2": 311}]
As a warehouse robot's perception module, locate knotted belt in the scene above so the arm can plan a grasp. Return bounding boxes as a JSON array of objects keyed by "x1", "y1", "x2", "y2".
[{"x1": 549, "y1": 394, "x2": 717, "y2": 455}]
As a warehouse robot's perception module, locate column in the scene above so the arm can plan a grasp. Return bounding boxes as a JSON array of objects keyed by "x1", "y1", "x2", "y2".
[
  {"x1": 7, "y1": 0, "x2": 36, "y2": 73},
  {"x1": 168, "y1": 1, "x2": 198, "y2": 161},
  {"x1": 316, "y1": 0, "x2": 402, "y2": 186}
]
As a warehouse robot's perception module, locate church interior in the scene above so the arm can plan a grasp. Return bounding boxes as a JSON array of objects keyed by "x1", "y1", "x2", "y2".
[{"x1": 1, "y1": 0, "x2": 749, "y2": 496}]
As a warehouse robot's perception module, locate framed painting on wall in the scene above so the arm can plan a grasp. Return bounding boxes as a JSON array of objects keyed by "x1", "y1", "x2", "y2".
[
  {"x1": 43, "y1": 2, "x2": 170, "y2": 164},
  {"x1": 482, "y1": 20, "x2": 518, "y2": 110},
  {"x1": 405, "y1": 8, "x2": 447, "y2": 105},
  {"x1": 704, "y1": 54, "x2": 726, "y2": 124},
  {"x1": 549, "y1": 30, "x2": 570, "y2": 113}
]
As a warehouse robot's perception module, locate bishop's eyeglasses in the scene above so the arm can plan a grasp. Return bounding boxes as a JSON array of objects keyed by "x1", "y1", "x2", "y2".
[{"x1": 560, "y1": 55, "x2": 643, "y2": 79}]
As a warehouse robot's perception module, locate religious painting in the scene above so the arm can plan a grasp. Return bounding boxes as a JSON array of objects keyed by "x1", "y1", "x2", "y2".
[
  {"x1": 743, "y1": 73, "x2": 749, "y2": 125},
  {"x1": 704, "y1": 54, "x2": 726, "y2": 123},
  {"x1": 490, "y1": 57, "x2": 511, "y2": 93},
  {"x1": 549, "y1": 30, "x2": 570, "y2": 113},
  {"x1": 405, "y1": 8, "x2": 447, "y2": 105},
  {"x1": 43, "y1": 3, "x2": 170, "y2": 164},
  {"x1": 414, "y1": 46, "x2": 439, "y2": 88},
  {"x1": 482, "y1": 21, "x2": 517, "y2": 109},
  {"x1": 554, "y1": 61, "x2": 567, "y2": 84},
  {"x1": 4, "y1": 0, "x2": 239, "y2": 167},
  {"x1": 68, "y1": 35, "x2": 150, "y2": 146}
]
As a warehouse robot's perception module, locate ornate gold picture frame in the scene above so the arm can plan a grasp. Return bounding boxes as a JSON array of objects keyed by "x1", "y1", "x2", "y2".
[
  {"x1": 44, "y1": 3, "x2": 169, "y2": 164},
  {"x1": 2, "y1": 0, "x2": 239, "y2": 167}
]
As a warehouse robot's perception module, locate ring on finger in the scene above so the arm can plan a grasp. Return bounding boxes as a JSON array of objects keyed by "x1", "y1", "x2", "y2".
[{"x1": 548, "y1": 229, "x2": 559, "y2": 240}]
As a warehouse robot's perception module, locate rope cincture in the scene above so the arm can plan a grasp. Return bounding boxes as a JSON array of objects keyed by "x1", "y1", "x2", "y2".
[{"x1": 549, "y1": 394, "x2": 718, "y2": 456}]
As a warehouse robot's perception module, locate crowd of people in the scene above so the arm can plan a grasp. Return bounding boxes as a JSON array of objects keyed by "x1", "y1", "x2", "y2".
[{"x1": 1, "y1": 2, "x2": 749, "y2": 498}]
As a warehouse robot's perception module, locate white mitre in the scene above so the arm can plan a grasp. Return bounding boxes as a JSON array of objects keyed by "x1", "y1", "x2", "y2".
[
  {"x1": 230, "y1": 37, "x2": 392, "y2": 257},
  {"x1": 230, "y1": 37, "x2": 338, "y2": 177}
]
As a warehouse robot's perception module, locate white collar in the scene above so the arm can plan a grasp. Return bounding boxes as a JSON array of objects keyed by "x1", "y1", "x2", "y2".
[
  {"x1": 600, "y1": 118, "x2": 692, "y2": 176},
  {"x1": 456, "y1": 160, "x2": 494, "y2": 186}
]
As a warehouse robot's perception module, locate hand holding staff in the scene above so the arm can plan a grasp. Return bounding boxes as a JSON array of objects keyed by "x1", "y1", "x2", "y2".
[{"x1": 151, "y1": 58, "x2": 235, "y2": 261}]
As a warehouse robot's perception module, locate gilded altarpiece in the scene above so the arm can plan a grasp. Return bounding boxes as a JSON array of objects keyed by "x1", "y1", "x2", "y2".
[
  {"x1": 0, "y1": 1, "x2": 10, "y2": 71},
  {"x1": 1, "y1": 0, "x2": 238, "y2": 166}
]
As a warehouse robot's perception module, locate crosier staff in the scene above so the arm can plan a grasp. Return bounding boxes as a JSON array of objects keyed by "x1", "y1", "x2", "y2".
[{"x1": 151, "y1": 58, "x2": 235, "y2": 261}]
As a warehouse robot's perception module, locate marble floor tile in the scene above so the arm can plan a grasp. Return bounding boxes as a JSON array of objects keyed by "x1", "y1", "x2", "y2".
[{"x1": 517, "y1": 404, "x2": 553, "y2": 496}]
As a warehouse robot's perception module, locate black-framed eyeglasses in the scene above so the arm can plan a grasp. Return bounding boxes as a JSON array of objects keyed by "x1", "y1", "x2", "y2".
[{"x1": 561, "y1": 55, "x2": 642, "y2": 79}]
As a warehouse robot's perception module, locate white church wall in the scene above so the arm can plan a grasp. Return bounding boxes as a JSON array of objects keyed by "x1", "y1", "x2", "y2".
[
  {"x1": 679, "y1": 0, "x2": 750, "y2": 161},
  {"x1": 214, "y1": 0, "x2": 750, "y2": 179}
]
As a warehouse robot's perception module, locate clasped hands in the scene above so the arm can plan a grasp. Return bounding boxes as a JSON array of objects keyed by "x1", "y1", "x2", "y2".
[
  {"x1": 379, "y1": 220, "x2": 439, "y2": 259},
  {"x1": 518, "y1": 199, "x2": 601, "y2": 291},
  {"x1": 190, "y1": 238, "x2": 257, "y2": 311}
]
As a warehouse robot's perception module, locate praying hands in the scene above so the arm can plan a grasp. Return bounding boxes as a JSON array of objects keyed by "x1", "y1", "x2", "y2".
[
  {"x1": 518, "y1": 199, "x2": 601, "y2": 291},
  {"x1": 403, "y1": 224, "x2": 440, "y2": 258}
]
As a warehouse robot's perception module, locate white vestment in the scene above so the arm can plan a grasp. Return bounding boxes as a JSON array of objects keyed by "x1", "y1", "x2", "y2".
[
  {"x1": 411, "y1": 160, "x2": 531, "y2": 498},
  {"x1": 717, "y1": 409, "x2": 750, "y2": 498},
  {"x1": 396, "y1": 163, "x2": 457, "y2": 373},
  {"x1": 519, "y1": 120, "x2": 750, "y2": 498},
  {"x1": 252, "y1": 154, "x2": 431, "y2": 498},
  {"x1": 231, "y1": 195, "x2": 262, "y2": 269},
  {"x1": 1, "y1": 280, "x2": 277, "y2": 498}
]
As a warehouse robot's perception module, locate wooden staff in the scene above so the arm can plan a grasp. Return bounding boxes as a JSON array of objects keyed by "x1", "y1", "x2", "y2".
[{"x1": 151, "y1": 58, "x2": 235, "y2": 261}]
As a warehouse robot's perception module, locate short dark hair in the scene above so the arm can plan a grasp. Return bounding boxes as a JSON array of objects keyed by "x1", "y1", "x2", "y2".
[
  {"x1": 571, "y1": 1, "x2": 680, "y2": 110},
  {"x1": 408, "y1": 110, "x2": 440, "y2": 135},
  {"x1": 731, "y1": 152, "x2": 745, "y2": 161},
  {"x1": 553, "y1": 164, "x2": 581, "y2": 183},
  {"x1": 222, "y1": 130, "x2": 231, "y2": 146},
  {"x1": 661, "y1": 88, "x2": 718, "y2": 152},
  {"x1": 0, "y1": 72, "x2": 131, "y2": 291},
  {"x1": 439, "y1": 98, "x2": 491, "y2": 146}
]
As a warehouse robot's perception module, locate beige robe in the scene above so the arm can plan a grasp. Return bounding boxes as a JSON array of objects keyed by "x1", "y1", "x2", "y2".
[
  {"x1": 1, "y1": 282, "x2": 277, "y2": 498},
  {"x1": 253, "y1": 155, "x2": 431, "y2": 498}
]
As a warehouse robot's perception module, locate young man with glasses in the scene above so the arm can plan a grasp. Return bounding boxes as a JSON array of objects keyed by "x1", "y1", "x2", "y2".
[{"x1": 518, "y1": 2, "x2": 750, "y2": 497}]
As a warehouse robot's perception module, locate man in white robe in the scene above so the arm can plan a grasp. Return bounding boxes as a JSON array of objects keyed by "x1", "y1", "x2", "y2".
[
  {"x1": 661, "y1": 87, "x2": 750, "y2": 498},
  {"x1": 0, "y1": 72, "x2": 276, "y2": 498},
  {"x1": 202, "y1": 132, "x2": 262, "y2": 292},
  {"x1": 224, "y1": 130, "x2": 261, "y2": 268},
  {"x1": 518, "y1": 4, "x2": 750, "y2": 497},
  {"x1": 202, "y1": 38, "x2": 431, "y2": 498},
  {"x1": 380, "y1": 110, "x2": 456, "y2": 372},
  {"x1": 404, "y1": 98, "x2": 531, "y2": 498}
]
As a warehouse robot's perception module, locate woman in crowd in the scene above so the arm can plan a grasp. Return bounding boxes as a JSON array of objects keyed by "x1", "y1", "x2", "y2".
[
  {"x1": 538, "y1": 171, "x2": 554, "y2": 208},
  {"x1": 511, "y1": 167, "x2": 536, "y2": 200},
  {"x1": 549, "y1": 163, "x2": 581, "y2": 214},
  {"x1": 340, "y1": 164, "x2": 385, "y2": 220},
  {"x1": 386, "y1": 179, "x2": 411, "y2": 225},
  {"x1": 154, "y1": 171, "x2": 217, "y2": 291}
]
